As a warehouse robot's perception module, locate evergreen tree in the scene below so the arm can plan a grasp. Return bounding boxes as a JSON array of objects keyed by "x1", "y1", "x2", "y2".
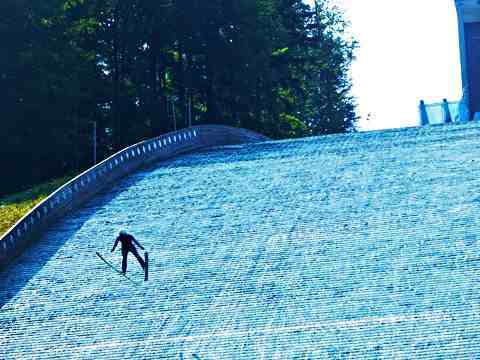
[{"x1": 0, "y1": 0, "x2": 357, "y2": 196}]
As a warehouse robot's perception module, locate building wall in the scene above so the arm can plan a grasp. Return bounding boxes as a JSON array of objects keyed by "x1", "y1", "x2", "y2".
[{"x1": 465, "y1": 22, "x2": 480, "y2": 116}]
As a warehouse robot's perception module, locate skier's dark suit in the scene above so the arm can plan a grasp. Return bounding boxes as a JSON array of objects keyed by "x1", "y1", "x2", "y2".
[{"x1": 111, "y1": 232, "x2": 146, "y2": 273}]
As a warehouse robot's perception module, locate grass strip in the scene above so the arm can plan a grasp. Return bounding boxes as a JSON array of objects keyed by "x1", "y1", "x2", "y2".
[{"x1": 0, "y1": 176, "x2": 72, "y2": 237}]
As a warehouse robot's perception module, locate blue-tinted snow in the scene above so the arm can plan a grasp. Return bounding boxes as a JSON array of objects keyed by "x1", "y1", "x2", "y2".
[{"x1": 1, "y1": 122, "x2": 480, "y2": 358}]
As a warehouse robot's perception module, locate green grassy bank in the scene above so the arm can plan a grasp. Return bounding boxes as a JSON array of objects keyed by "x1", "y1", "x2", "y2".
[{"x1": 0, "y1": 177, "x2": 72, "y2": 237}]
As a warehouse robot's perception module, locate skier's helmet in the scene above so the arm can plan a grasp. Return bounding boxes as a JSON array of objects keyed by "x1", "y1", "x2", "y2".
[{"x1": 119, "y1": 230, "x2": 128, "y2": 236}]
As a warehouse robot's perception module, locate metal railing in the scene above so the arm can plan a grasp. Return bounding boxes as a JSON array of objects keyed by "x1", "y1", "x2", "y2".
[{"x1": 419, "y1": 98, "x2": 470, "y2": 126}]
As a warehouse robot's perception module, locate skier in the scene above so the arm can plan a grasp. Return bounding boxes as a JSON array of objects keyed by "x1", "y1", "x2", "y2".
[{"x1": 111, "y1": 230, "x2": 146, "y2": 274}]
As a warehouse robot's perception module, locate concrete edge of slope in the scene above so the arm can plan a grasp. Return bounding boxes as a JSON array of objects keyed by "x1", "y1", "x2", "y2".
[{"x1": 0, "y1": 125, "x2": 269, "y2": 272}]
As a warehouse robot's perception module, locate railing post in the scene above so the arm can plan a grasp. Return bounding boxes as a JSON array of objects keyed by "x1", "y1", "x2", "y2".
[
  {"x1": 93, "y1": 121, "x2": 97, "y2": 165},
  {"x1": 173, "y1": 101, "x2": 177, "y2": 131},
  {"x1": 419, "y1": 100, "x2": 429, "y2": 126},
  {"x1": 188, "y1": 95, "x2": 192, "y2": 128},
  {"x1": 442, "y1": 99, "x2": 452, "y2": 124}
]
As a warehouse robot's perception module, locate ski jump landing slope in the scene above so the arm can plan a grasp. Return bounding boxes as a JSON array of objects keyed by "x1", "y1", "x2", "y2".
[{"x1": 2, "y1": 123, "x2": 480, "y2": 358}]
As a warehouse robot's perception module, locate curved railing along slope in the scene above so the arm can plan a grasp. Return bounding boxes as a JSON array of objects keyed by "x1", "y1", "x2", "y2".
[{"x1": 0, "y1": 125, "x2": 269, "y2": 269}]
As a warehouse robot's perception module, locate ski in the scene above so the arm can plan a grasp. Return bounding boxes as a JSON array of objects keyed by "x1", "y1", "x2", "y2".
[
  {"x1": 96, "y1": 251, "x2": 141, "y2": 285},
  {"x1": 144, "y1": 252, "x2": 149, "y2": 282}
]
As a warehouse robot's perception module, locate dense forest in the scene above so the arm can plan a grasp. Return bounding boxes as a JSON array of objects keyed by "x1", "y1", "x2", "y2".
[{"x1": 0, "y1": 0, "x2": 357, "y2": 196}]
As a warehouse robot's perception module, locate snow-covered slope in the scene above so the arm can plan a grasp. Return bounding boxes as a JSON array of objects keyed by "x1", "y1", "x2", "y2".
[{"x1": 1, "y1": 122, "x2": 480, "y2": 358}]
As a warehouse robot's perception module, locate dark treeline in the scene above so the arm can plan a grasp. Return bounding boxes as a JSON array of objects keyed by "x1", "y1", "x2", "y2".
[{"x1": 0, "y1": 0, "x2": 357, "y2": 196}]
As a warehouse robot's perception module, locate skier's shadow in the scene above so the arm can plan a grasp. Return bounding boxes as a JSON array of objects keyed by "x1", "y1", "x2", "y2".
[{"x1": 0, "y1": 165, "x2": 156, "y2": 308}]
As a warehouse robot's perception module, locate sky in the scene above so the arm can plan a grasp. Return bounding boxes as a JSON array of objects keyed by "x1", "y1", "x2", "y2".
[{"x1": 306, "y1": 0, "x2": 463, "y2": 131}]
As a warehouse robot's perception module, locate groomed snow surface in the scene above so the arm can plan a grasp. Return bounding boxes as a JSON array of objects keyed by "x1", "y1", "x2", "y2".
[{"x1": 1, "y1": 123, "x2": 480, "y2": 359}]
